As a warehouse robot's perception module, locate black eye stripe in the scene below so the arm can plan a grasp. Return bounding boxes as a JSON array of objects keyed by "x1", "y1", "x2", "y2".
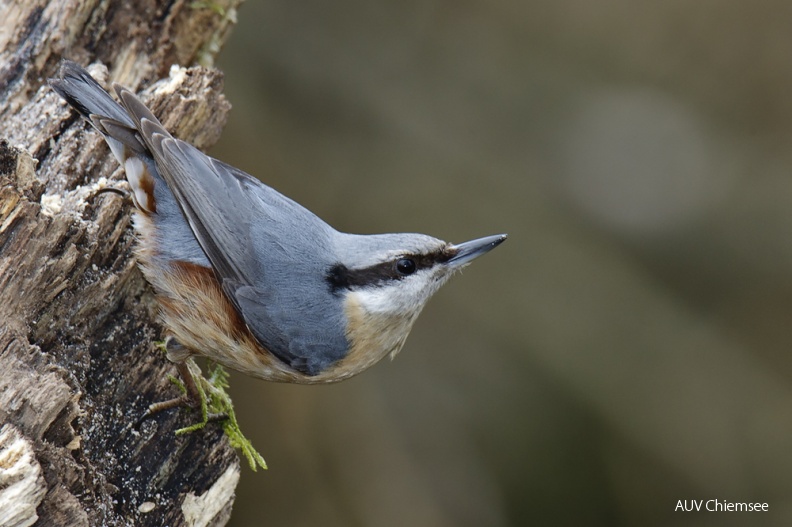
[{"x1": 326, "y1": 246, "x2": 458, "y2": 292}]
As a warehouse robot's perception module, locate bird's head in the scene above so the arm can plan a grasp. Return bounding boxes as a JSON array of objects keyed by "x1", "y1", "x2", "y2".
[{"x1": 329, "y1": 232, "x2": 507, "y2": 322}]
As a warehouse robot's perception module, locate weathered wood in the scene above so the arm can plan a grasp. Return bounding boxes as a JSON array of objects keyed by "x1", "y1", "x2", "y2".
[{"x1": 0, "y1": 1, "x2": 245, "y2": 525}]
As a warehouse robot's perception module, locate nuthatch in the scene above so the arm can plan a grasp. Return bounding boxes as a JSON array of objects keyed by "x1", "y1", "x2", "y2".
[{"x1": 49, "y1": 61, "x2": 506, "y2": 387}]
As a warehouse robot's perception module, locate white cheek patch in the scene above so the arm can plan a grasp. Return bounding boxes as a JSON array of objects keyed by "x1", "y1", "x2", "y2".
[
  {"x1": 124, "y1": 157, "x2": 155, "y2": 213},
  {"x1": 354, "y1": 271, "x2": 445, "y2": 316},
  {"x1": 354, "y1": 287, "x2": 393, "y2": 315}
]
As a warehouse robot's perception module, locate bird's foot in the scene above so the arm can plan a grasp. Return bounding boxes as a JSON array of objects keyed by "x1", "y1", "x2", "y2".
[
  {"x1": 144, "y1": 359, "x2": 227, "y2": 433},
  {"x1": 145, "y1": 339, "x2": 267, "y2": 470}
]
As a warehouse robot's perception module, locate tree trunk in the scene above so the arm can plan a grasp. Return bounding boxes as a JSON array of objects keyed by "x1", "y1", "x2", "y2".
[{"x1": 0, "y1": 1, "x2": 245, "y2": 525}]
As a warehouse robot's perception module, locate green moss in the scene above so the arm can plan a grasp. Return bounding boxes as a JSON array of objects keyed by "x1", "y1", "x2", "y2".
[{"x1": 154, "y1": 344, "x2": 267, "y2": 471}]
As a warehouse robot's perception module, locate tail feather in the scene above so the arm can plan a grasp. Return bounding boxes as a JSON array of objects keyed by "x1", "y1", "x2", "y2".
[
  {"x1": 48, "y1": 60, "x2": 147, "y2": 158},
  {"x1": 50, "y1": 60, "x2": 160, "y2": 213},
  {"x1": 49, "y1": 61, "x2": 133, "y2": 128}
]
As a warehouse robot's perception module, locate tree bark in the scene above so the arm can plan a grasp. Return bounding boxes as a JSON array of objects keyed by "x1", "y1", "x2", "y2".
[{"x1": 0, "y1": 1, "x2": 245, "y2": 525}]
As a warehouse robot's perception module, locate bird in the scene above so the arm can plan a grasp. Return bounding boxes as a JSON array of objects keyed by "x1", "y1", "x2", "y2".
[{"x1": 49, "y1": 60, "x2": 506, "y2": 396}]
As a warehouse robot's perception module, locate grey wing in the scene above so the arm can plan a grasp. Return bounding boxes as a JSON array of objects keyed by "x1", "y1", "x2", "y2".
[{"x1": 115, "y1": 89, "x2": 349, "y2": 375}]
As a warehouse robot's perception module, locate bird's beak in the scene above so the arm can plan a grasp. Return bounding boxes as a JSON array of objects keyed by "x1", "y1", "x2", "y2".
[{"x1": 446, "y1": 234, "x2": 507, "y2": 268}]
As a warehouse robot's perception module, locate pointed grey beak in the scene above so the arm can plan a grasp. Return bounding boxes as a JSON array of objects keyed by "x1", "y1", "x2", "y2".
[{"x1": 446, "y1": 234, "x2": 507, "y2": 268}]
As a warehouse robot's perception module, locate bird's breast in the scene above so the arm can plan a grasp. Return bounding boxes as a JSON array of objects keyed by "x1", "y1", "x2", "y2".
[{"x1": 310, "y1": 291, "x2": 420, "y2": 381}]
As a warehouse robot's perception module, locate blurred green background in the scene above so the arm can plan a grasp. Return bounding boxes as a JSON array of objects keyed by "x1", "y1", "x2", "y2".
[{"x1": 211, "y1": 1, "x2": 792, "y2": 525}]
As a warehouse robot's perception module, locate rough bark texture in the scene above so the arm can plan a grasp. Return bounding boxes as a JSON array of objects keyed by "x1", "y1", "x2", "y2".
[{"x1": 0, "y1": 1, "x2": 245, "y2": 525}]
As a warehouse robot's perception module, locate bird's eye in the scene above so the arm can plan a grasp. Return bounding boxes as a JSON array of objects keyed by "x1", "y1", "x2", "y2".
[{"x1": 396, "y1": 258, "x2": 416, "y2": 275}]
